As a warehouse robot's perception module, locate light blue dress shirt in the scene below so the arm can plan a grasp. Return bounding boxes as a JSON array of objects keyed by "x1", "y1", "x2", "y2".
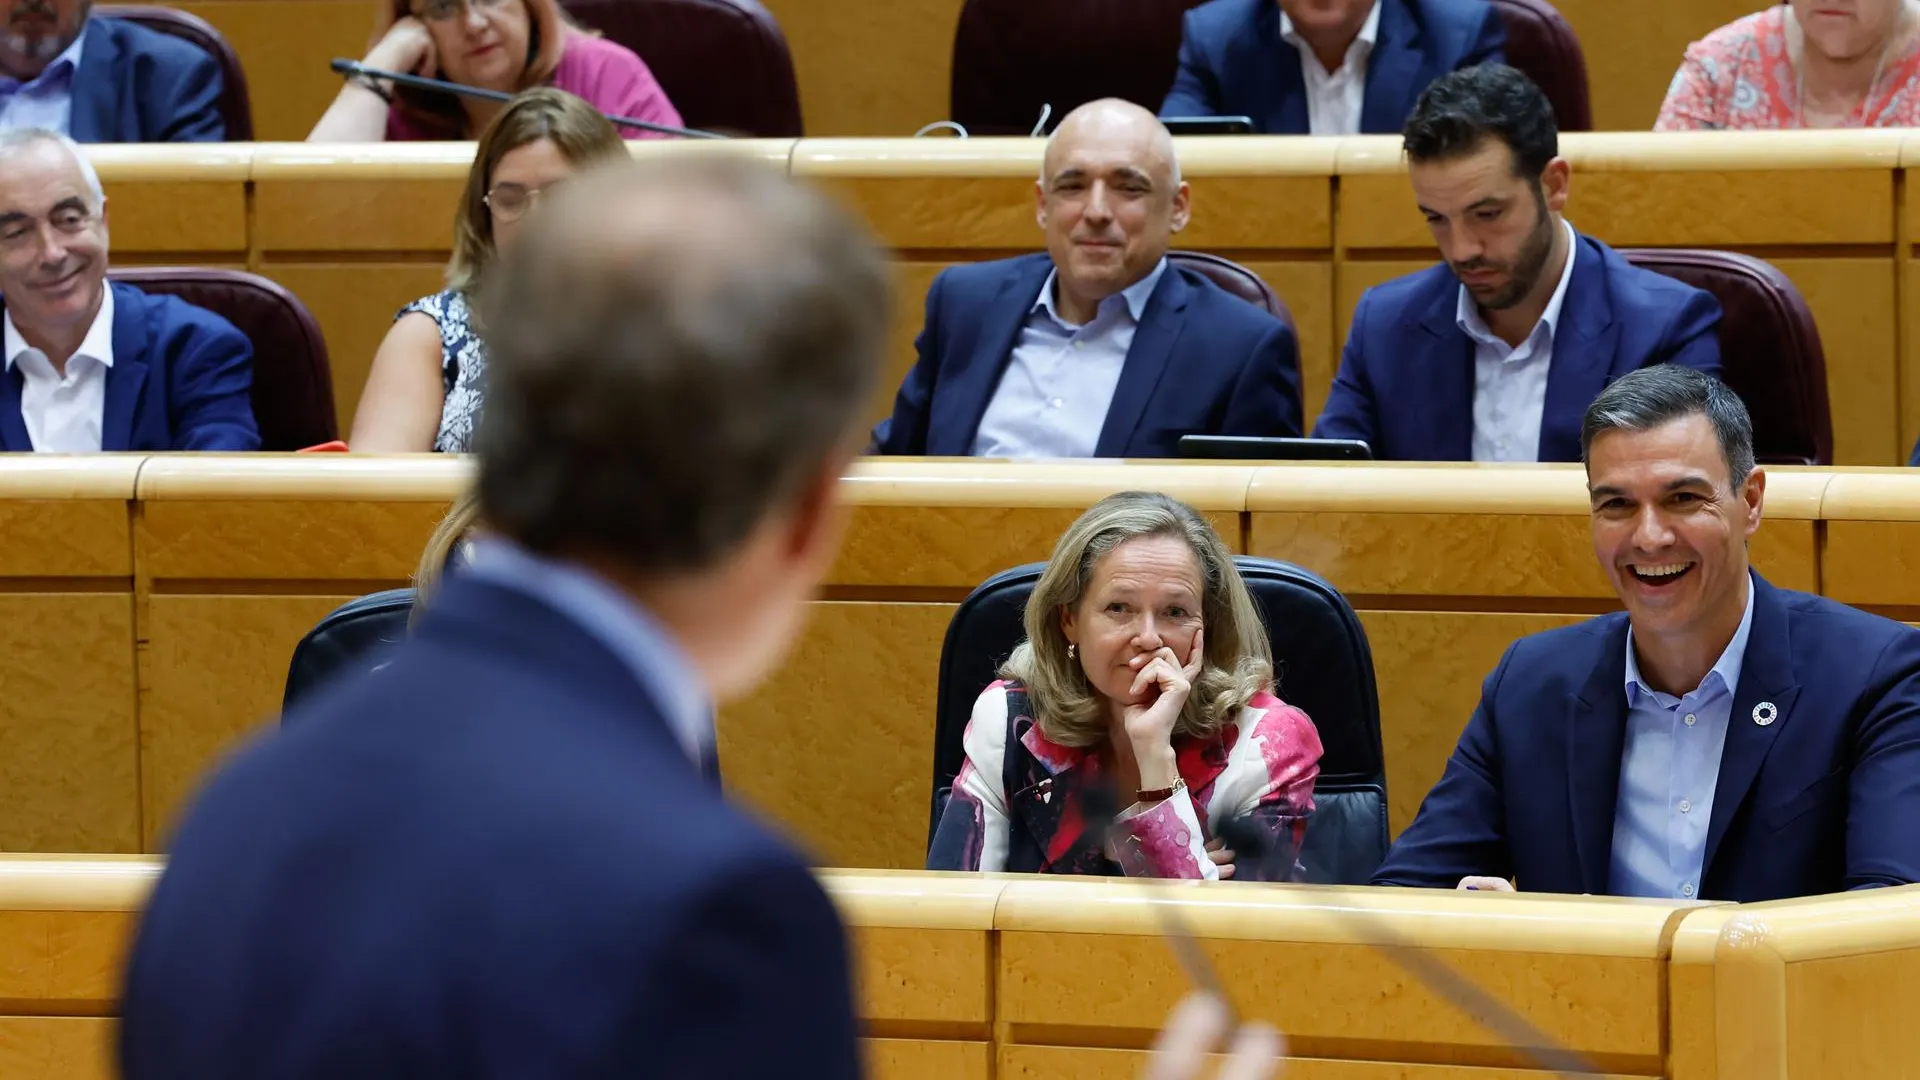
[
  {"x1": 1609, "y1": 576, "x2": 1756, "y2": 900},
  {"x1": 971, "y1": 258, "x2": 1168, "y2": 458},
  {"x1": 1456, "y1": 218, "x2": 1578, "y2": 463},
  {"x1": 0, "y1": 34, "x2": 84, "y2": 136},
  {"x1": 457, "y1": 537, "x2": 714, "y2": 769}
]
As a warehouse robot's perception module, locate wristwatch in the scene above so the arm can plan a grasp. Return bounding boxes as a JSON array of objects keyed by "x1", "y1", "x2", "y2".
[{"x1": 1135, "y1": 777, "x2": 1187, "y2": 803}]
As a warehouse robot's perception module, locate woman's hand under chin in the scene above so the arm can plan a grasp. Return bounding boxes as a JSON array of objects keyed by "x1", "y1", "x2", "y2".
[{"x1": 1120, "y1": 628, "x2": 1204, "y2": 788}]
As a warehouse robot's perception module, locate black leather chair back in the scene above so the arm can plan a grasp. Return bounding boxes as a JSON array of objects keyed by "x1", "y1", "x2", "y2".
[
  {"x1": 282, "y1": 588, "x2": 416, "y2": 714},
  {"x1": 929, "y1": 557, "x2": 1388, "y2": 884}
]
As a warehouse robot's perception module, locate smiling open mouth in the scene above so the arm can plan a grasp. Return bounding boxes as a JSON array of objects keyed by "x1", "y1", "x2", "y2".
[{"x1": 1629, "y1": 562, "x2": 1695, "y2": 587}]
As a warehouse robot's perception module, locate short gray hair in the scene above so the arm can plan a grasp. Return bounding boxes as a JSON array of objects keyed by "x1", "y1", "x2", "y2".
[
  {"x1": 1580, "y1": 365, "x2": 1755, "y2": 490},
  {"x1": 0, "y1": 128, "x2": 106, "y2": 209}
]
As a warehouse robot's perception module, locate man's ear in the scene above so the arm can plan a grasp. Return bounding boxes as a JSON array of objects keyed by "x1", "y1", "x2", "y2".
[{"x1": 1741, "y1": 465, "x2": 1767, "y2": 538}]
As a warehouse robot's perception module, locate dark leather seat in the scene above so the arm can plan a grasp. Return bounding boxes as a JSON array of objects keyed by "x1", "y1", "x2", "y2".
[
  {"x1": 928, "y1": 557, "x2": 1388, "y2": 884},
  {"x1": 1620, "y1": 249, "x2": 1833, "y2": 465},
  {"x1": 108, "y1": 268, "x2": 338, "y2": 451},
  {"x1": 561, "y1": 0, "x2": 804, "y2": 136},
  {"x1": 283, "y1": 588, "x2": 416, "y2": 714},
  {"x1": 1168, "y1": 250, "x2": 1294, "y2": 331},
  {"x1": 93, "y1": 5, "x2": 253, "y2": 140},
  {"x1": 950, "y1": 0, "x2": 1207, "y2": 136},
  {"x1": 1487, "y1": 0, "x2": 1591, "y2": 132}
]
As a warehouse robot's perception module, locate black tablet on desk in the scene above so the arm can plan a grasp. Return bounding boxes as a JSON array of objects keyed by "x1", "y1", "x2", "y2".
[
  {"x1": 1161, "y1": 116, "x2": 1255, "y2": 135},
  {"x1": 1177, "y1": 435, "x2": 1373, "y2": 460}
]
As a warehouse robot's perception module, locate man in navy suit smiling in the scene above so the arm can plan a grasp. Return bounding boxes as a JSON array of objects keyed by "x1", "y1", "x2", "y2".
[
  {"x1": 870, "y1": 98, "x2": 1301, "y2": 459},
  {"x1": 1375, "y1": 366, "x2": 1920, "y2": 902}
]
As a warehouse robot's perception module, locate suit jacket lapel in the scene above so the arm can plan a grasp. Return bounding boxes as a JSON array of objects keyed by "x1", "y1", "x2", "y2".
[
  {"x1": 1414, "y1": 280, "x2": 1476, "y2": 460},
  {"x1": 1237, "y1": 2, "x2": 1310, "y2": 134},
  {"x1": 0, "y1": 363, "x2": 29, "y2": 452},
  {"x1": 1537, "y1": 233, "x2": 1619, "y2": 461},
  {"x1": 102, "y1": 288, "x2": 145, "y2": 452},
  {"x1": 1010, "y1": 720, "x2": 1106, "y2": 871},
  {"x1": 1094, "y1": 270, "x2": 1188, "y2": 457},
  {"x1": 1705, "y1": 575, "x2": 1801, "y2": 876},
  {"x1": 1360, "y1": 0, "x2": 1423, "y2": 133},
  {"x1": 67, "y1": 22, "x2": 116, "y2": 144},
  {"x1": 1568, "y1": 618, "x2": 1631, "y2": 895},
  {"x1": 932, "y1": 259, "x2": 1050, "y2": 456}
]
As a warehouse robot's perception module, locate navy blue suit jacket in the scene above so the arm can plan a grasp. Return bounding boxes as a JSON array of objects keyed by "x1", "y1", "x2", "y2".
[
  {"x1": 1373, "y1": 575, "x2": 1920, "y2": 902},
  {"x1": 1159, "y1": 0, "x2": 1504, "y2": 135},
  {"x1": 71, "y1": 18, "x2": 226, "y2": 143},
  {"x1": 0, "y1": 283, "x2": 258, "y2": 451},
  {"x1": 120, "y1": 573, "x2": 861, "y2": 1079},
  {"x1": 871, "y1": 254, "x2": 1302, "y2": 457},
  {"x1": 1314, "y1": 233, "x2": 1723, "y2": 461}
]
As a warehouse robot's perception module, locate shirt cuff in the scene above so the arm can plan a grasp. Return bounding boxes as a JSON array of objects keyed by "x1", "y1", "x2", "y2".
[{"x1": 1108, "y1": 793, "x2": 1215, "y2": 880}]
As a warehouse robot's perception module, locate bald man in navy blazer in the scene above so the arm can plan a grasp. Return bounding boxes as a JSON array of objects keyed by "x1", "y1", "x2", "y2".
[{"x1": 871, "y1": 99, "x2": 1301, "y2": 459}]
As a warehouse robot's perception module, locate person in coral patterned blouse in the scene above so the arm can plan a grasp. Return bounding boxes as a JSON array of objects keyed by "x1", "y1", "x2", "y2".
[
  {"x1": 1657, "y1": 0, "x2": 1920, "y2": 130},
  {"x1": 927, "y1": 491, "x2": 1323, "y2": 881}
]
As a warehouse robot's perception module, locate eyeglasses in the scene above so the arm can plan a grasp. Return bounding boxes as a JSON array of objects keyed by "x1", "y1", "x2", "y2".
[
  {"x1": 0, "y1": 204, "x2": 97, "y2": 258},
  {"x1": 414, "y1": 0, "x2": 512, "y2": 24},
  {"x1": 483, "y1": 180, "x2": 561, "y2": 222}
]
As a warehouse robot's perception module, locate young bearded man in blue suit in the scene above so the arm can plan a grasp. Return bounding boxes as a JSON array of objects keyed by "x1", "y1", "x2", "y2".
[
  {"x1": 0, "y1": 130, "x2": 255, "y2": 452},
  {"x1": 0, "y1": 0, "x2": 226, "y2": 142},
  {"x1": 1315, "y1": 65, "x2": 1722, "y2": 462},
  {"x1": 1374, "y1": 366, "x2": 1920, "y2": 902},
  {"x1": 870, "y1": 98, "x2": 1302, "y2": 459},
  {"x1": 1160, "y1": 0, "x2": 1504, "y2": 136}
]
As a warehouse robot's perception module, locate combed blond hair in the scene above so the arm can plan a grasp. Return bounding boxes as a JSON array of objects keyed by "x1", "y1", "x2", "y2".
[
  {"x1": 411, "y1": 489, "x2": 482, "y2": 625},
  {"x1": 1002, "y1": 491, "x2": 1272, "y2": 748}
]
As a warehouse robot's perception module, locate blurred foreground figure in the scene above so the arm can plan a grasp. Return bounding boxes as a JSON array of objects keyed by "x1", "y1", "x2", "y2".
[{"x1": 120, "y1": 155, "x2": 889, "y2": 1079}]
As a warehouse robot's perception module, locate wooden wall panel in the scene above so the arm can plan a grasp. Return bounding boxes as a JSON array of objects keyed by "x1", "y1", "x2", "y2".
[
  {"x1": 869, "y1": 1039, "x2": 990, "y2": 1080},
  {"x1": 0, "y1": 596, "x2": 138, "y2": 853},
  {"x1": 1243, "y1": 260, "x2": 1336, "y2": 424},
  {"x1": 759, "y1": 0, "x2": 965, "y2": 137},
  {"x1": 0, "y1": 910, "x2": 133, "y2": 1011},
  {"x1": 1002, "y1": 1045, "x2": 1652, "y2": 1080},
  {"x1": 169, "y1": 0, "x2": 381, "y2": 142},
  {"x1": 140, "y1": 595, "x2": 359, "y2": 847},
  {"x1": 258, "y1": 263, "x2": 450, "y2": 433},
  {"x1": 1554, "y1": 0, "x2": 1757, "y2": 132},
  {"x1": 1768, "y1": 257, "x2": 1899, "y2": 466},
  {"x1": 718, "y1": 602, "x2": 953, "y2": 870},
  {"x1": 0, "y1": 1018, "x2": 114, "y2": 1080}
]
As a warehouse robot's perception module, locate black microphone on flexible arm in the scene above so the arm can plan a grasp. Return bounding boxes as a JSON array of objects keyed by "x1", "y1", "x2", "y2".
[{"x1": 328, "y1": 58, "x2": 727, "y2": 139}]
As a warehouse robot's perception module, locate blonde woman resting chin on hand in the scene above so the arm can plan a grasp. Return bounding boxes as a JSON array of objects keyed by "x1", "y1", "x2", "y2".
[{"x1": 927, "y1": 490, "x2": 1324, "y2": 880}]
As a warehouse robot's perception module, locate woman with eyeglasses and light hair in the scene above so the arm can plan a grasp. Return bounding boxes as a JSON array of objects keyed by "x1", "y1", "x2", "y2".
[
  {"x1": 307, "y1": 0, "x2": 681, "y2": 141},
  {"x1": 349, "y1": 89, "x2": 627, "y2": 452},
  {"x1": 927, "y1": 491, "x2": 1323, "y2": 881}
]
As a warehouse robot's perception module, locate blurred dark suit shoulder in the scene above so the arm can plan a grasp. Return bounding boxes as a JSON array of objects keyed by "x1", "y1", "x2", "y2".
[{"x1": 120, "y1": 574, "x2": 861, "y2": 1080}]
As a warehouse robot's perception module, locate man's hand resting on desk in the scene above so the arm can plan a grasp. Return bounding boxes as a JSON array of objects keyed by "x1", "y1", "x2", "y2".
[{"x1": 1456, "y1": 876, "x2": 1515, "y2": 892}]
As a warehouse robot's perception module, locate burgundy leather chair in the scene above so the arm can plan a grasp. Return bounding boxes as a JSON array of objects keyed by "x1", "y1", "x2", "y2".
[
  {"x1": 1619, "y1": 249, "x2": 1832, "y2": 466},
  {"x1": 560, "y1": 0, "x2": 803, "y2": 136},
  {"x1": 108, "y1": 268, "x2": 338, "y2": 451},
  {"x1": 1168, "y1": 250, "x2": 1295, "y2": 333},
  {"x1": 950, "y1": 0, "x2": 1208, "y2": 136},
  {"x1": 93, "y1": 6, "x2": 253, "y2": 140},
  {"x1": 1488, "y1": 0, "x2": 1591, "y2": 132}
]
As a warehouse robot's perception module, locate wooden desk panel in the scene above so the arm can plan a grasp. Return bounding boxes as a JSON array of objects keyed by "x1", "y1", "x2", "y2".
[{"x1": 89, "y1": 147, "x2": 250, "y2": 258}]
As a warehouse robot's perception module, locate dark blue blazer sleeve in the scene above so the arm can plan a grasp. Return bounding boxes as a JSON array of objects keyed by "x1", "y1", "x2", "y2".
[
  {"x1": 1652, "y1": 289, "x2": 1724, "y2": 380},
  {"x1": 150, "y1": 42, "x2": 226, "y2": 143},
  {"x1": 1844, "y1": 630, "x2": 1920, "y2": 889},
  {"x1": 1220, "y1": 321, "x2": 1304, "y2": 437},
  {"x1": 870, "y1": 270, "x2": 946, "y2": 455},
  {"x1": 1159, "y1": 9, "x2": 1219, "y2": 118},
  {"x1": 160, "y1": 306, "x2": 259, "y2": 451},
  {"x1": 634, "y1": 859, "x2": 863, "y2": 1079},
  {"x1": 1312, "y1": 289, "x2": 1381, "y2": 446},
  {"x1": 1370, "y1": 641, "x2": 1518, "y2": 888},
  {"x1": 1462, "y1": 1, "x2": 1507, "y2": 67}
]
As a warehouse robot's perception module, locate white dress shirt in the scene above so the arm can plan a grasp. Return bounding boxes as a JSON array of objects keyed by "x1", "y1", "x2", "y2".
[
  {"x1": 0, "y1": 33, "x2": 84, "y2": 136},
  {"x1": 3, "y1": 285, "x2": 115, "y2": 453},
  {"x1": 1458, "y1": 218, "x2": 1578, "y2": 463},
  {"x1": 1279, "y1": 0, "x2": 1381, "y2": 136},
  {"x1": 972, "y1": 259, "x2": 1168, "y2": 459}
]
